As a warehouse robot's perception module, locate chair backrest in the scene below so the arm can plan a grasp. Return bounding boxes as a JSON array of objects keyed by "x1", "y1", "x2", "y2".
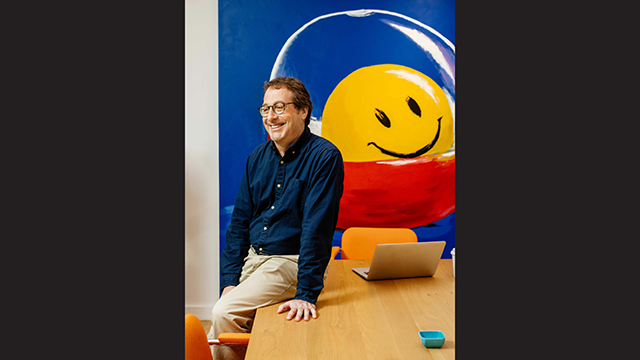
[
  {"x1": 340, "y1": 227, "x2": 418, "y2": 260},
  {"x1": 185, "y1": 314, "x2": 213, "y2": 360}
]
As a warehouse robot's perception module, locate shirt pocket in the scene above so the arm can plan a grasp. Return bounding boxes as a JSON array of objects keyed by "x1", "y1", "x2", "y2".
[{"x1": 280, "y1": 178, "x2": 308, "y2": 213}]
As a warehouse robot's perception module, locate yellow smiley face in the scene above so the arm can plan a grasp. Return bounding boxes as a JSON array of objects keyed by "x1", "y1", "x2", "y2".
[{"x1": 321, "y1": 64, "x2": 454, "y2": 162}]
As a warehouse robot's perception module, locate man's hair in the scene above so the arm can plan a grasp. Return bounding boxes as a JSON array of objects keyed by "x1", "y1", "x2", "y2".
[{"x1": 264, "y1": 77, "x2": 313, "y2": 126}]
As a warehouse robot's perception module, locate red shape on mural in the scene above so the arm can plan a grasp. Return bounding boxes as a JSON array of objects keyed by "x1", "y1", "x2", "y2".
[{"x1": 336, "y1": 155, "x2": 455, "y2": 230}]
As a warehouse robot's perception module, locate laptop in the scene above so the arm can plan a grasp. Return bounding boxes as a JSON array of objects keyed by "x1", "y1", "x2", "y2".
[{"x1": 352, "y1": 241, "x2": 446, "y2": 281}]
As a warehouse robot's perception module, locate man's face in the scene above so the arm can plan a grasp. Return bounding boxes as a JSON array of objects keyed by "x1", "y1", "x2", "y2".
[{"x1": 262, "y1": 87, "x2": 308, "y2": 154}]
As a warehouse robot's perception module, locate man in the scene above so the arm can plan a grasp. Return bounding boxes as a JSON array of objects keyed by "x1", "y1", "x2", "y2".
[{"x1": 208, "y1": 77, "x2": 344, "y2": 360}]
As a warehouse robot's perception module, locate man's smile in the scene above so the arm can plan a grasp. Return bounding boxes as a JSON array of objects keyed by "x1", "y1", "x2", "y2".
[{"x1": 367, "y1": 116, "x2": 442, "y2": 159}]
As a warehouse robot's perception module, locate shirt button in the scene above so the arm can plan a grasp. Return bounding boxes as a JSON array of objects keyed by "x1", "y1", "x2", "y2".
[
  {"x1": 259, "y1": 247, "x2": 263, "y2": 251},
  {"x1": 277, "y1": 184, "x2": 281, "y2": 188},
  {"x1": 280, "y1": 160, "x2": 284, "y2": 164},
  {"x1": 271, "y1": 206, "x2": 275, "y2": 209},
  {"x1": 263, "y1": 226, "x2": 267, "y2": 230},
  {"x1": 292, "y1": 151, "x2": 295, "y2": 154}
]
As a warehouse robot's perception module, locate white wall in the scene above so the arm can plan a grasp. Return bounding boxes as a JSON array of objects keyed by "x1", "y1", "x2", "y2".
[{"x1": 186, "y1": 0, "x2": 219, "y2": 320}]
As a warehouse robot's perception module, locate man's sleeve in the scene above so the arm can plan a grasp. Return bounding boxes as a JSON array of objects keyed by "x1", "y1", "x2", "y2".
[
  {"x1": 220, "y1": 161, "x2": 253, "y2": 292},
  {"x1": 294, "y1": 148, "x2": 344, "y2": 304}
]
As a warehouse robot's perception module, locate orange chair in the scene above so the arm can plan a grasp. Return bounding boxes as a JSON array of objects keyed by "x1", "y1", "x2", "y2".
[
  {"x1": 332, "y1": 227, "x2": 418, "y2": 260},
  {"x1": 185, "y1": 314, "x2": 213, "y2": 360},
  {"x1": 185, "y1": 314, "x2": 250, "y2": 360},
  {"x1": 330, "y1": 246, "x2": 340, "y2": 261}
]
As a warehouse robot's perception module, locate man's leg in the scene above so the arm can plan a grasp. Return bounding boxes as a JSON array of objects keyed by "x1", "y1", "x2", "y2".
[{"x1": 208, "y1": 254, "x2": 299, "y2": 360}]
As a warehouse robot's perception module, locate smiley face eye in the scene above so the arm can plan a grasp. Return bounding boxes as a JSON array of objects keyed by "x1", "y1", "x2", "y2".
[
  {"x1": 374, "y1": 108, "x2": 391, "y2": 128},
  {"x1": 406, "y1": 96, "x2": 421, "y2": 117}
]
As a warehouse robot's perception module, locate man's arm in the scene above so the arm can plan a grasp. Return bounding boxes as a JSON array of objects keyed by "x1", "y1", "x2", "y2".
[
  {"x1": 220, "y1": 163, "x2": 253, "y2": 292},
  {"x1": 292, "y1": 147, "x2": 345, "y2": 308}
]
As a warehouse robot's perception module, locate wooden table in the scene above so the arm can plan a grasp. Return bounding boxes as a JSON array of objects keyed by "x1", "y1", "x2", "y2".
[{"x1": 245, "y1": 259, "x2": 455, "y2": 360}]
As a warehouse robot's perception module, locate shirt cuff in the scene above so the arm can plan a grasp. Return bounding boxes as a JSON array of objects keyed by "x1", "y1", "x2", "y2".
[
  {"x1": 293, "y1": 290, "x2": 320, "y2": 305},
  {"x1": 220, "y1": 274, "x2": 240, "y2": 292}
]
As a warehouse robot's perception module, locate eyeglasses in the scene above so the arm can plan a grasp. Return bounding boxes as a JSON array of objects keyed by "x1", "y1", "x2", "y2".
[{"x1": 259, "y1": 102, "x2": 295, "y2": 117}]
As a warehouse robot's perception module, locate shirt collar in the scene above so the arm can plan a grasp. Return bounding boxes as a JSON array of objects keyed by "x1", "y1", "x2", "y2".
[{"x1": 270, "y1": 126, "x2": 311, "y2": 157}]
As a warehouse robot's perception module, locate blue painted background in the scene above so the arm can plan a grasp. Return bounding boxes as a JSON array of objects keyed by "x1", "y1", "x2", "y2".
[{"x1": 219, "y1": 0, "x2": 455, "y2": 259}]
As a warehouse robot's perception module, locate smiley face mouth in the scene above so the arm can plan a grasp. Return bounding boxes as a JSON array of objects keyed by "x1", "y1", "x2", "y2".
[{"x1": 367, "y1": 117, "x2": 442, "y2": 159}]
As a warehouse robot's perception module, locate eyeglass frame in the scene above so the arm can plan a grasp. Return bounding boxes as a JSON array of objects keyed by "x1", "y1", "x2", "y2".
[{"x1": 258, "y1": 102, "x2": 296, "y2": 117}]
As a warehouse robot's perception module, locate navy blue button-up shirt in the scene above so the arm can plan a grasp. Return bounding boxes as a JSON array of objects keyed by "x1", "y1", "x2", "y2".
[{"x1": 221, "y1": 126, "x2": 344, "y2": 304}]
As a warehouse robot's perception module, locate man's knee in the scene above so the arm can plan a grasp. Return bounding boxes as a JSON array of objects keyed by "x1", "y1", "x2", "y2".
[
  {"x1": 211, "y1": 297, "x2": 234, "y2": 324},
  {"x1": 210, "y1": 295, "x2": 254, "y2": 334}
]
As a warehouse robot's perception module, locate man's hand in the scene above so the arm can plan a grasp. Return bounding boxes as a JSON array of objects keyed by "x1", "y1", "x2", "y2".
[
  {"x1": 221, "y1": 285, "x2": 236, "y2": 296},
  {"x1": 277, "y1": 299, "x2": 317, "y2": 321}
]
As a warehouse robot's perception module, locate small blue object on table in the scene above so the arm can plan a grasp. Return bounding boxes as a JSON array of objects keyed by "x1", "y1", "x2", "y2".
[{"x1": 419, "y1": 330, "x2": 445, "y2": 348}]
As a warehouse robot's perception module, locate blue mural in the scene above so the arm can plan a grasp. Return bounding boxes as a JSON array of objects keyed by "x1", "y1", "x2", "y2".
[{"x1": 219, "y1": 0, "x2": 455, "y2": 259}]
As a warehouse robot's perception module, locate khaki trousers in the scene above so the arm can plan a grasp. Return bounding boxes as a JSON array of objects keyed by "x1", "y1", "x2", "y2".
[{"x1": 208, "y1": 247, "x2": 300, "y2": 360}]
